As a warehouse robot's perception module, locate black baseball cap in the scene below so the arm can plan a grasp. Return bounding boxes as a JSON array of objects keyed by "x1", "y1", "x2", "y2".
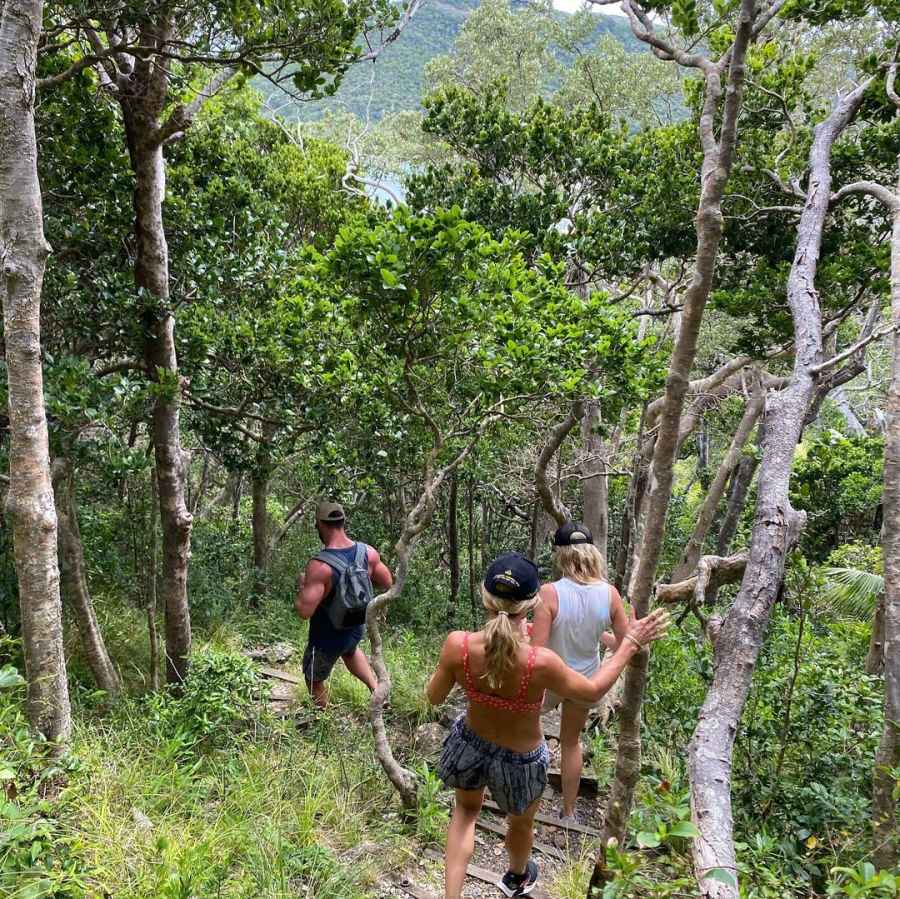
[
  {"x1": 553, "y1": 521, "x2": 594, "y2": 546},
  {"x1": 483, "y1": 551, "x2": 540, "y2": 601}
]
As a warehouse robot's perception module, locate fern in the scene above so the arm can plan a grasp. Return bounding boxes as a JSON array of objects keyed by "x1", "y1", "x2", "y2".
[{"x1": 817, "y1": 567, "x2": 884, "y2": 620}]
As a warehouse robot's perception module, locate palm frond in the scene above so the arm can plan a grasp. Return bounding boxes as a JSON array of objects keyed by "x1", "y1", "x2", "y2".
[{"x1": 816, "y1": 567, "x2": 884, "y2": 620}]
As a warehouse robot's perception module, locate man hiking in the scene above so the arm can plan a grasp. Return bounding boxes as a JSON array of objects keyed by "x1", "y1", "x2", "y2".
[{"x1": 295, "y1": 501, "x2": 393, "y2": 707}]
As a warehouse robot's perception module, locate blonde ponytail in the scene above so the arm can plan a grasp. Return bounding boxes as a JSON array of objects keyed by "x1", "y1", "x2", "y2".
[
  {"x1": 480, "y1": 586, "x2": 539, "y2": 690},
  {"x1": 554, "y1": 542, "x2": 607, "y2": 584}
]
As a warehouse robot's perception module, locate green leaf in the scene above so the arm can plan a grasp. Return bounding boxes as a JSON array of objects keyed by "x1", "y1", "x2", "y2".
[
  {"x1": 669, "y1": 821, "x2": 700, "y2": 839},
  {"x1": 705, "y1": 869, "x2": 737, "y2": 887},
  {"x1": 380, "y1": 268, "x2": 399, "y2": 288},
  {"x1": 0, "y1": 666, "x2": 25, "y2": 689},
  {"x1": 636, "y1": 831, "x2": 661, "y2": 848}
]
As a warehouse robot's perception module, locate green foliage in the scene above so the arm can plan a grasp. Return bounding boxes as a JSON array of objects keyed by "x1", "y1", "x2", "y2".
[
  {"x1": 790, "y1": 432, "x2": 884, "y2": 560},
  {"x1": 145, "y1": 648, "x2": 260, "y2": 759},
  {"x1": 0, "y1": 655, "x2": 89, "y2": 897},
  {"x1": 413, "y1": 763, "x2": 449, "y2": 845}
]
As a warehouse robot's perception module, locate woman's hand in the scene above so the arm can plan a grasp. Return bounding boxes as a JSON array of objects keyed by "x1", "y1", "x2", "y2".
[{"x1": 623, "y1": 607, "x2": 670, "y2": 649}]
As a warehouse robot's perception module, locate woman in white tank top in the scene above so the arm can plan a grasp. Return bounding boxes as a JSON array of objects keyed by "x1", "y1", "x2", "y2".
[{"x1": 531, "y1": 521, "x2": 628, "y2": 822}]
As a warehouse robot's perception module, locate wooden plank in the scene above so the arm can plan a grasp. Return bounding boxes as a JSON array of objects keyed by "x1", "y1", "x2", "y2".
[
  {"x1": 423, "y1": 850, "x2": 550, "y2": 899},
  {"x1": 482, "y1": 799, "x2": 601, "y2": 837},
  {"x1": 396, "y1": 880, "x2": 438, "y2": 899},
  {"x1": 547, "y1": 767, "x2": 599, "y2": 796},
  {"x1": 475, "y1": 817, "x2": 567, "y2": 861},
  {"x1": 258, "y1": 666, "x2": 304, "y2": 685}
]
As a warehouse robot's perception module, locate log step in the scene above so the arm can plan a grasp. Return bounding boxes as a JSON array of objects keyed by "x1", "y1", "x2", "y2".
[
  {"x1": 258, "y1": 666, "x2": 304, "y2": 685},
  {"x1": 423, "y1": 849, "x2": 550, "y2": 899},
  {"x1": 475, "y1": 817, "x2": 567, "y2": 861},
  {"x1": 482, "y1": 799, "x2": 601, "y2": 837},
  {"x1": 547, "y1": 767, "x2": 599, "y2": 796}
]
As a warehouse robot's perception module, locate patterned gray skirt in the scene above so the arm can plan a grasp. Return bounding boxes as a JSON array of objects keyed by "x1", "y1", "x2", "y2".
[{"x1": 437, "y1": 716, "x2": 549, "y2": 815}]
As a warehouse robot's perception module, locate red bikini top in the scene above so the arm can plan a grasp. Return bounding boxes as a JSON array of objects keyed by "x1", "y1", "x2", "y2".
[{"x1": 462, "y1": 631, "x2": 544, "y2": 713}]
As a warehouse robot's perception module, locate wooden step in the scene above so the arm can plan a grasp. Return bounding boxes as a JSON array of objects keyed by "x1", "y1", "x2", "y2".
[
  {"x1": 475, "y1": 817, "x2": 567, "y2": 861},
  {"x1": 547, "y1": 767, "x2": 599, "y2": 796},
  {"x1": 395, "y1": 880, "x2": 438, "y2": 899},
  {"x1": 423, "y1": 849, "x2": 550, "y2": 899},
  {"x1": 258, "y1": 666, "x2": 304, "y2": 685},
  {"x1": 482, "y1": 799, "x2": 601, "y2": 837}
]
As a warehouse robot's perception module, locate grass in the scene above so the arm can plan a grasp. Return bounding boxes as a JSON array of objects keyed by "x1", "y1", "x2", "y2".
[{"x1": 31, "y1": 593, "x2": 446, "y2": 899}]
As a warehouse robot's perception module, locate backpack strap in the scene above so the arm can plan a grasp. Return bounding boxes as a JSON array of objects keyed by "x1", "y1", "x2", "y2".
[
  {"x1": 314, "y1": 547, "x2": 353, "y2": 574},
  {"x1": 314, "y1": 543, "x2": 368, "y2": 573}
]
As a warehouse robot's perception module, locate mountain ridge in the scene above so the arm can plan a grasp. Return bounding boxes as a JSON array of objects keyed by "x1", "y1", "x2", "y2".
[{"x1": 257, "y1": 0, "x2": 639, "y2": 122}]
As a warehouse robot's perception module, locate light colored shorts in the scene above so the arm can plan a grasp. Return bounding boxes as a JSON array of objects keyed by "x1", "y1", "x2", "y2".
[{"x1": 542, "y1": 689, "x2": 603, "y2": 713}]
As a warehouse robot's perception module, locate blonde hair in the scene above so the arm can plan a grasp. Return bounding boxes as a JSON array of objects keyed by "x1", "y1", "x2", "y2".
[
  {"x1": 554, "y1": 542, "x2": 607, "y2": 584},
  {"x1": 480, "y1": 586, "x2": 539, "y2": 690}
]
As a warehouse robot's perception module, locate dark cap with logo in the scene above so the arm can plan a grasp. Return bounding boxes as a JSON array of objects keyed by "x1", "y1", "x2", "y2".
[
  {"x1": 316, "y1": 501, "x2": 346, "y2": 524},
  {"x1": 553, "y1": 521, "x2": 594, "y2": 547},
  {"x1": 483, "y1": 551, "x2": 540, "y2": 601}
]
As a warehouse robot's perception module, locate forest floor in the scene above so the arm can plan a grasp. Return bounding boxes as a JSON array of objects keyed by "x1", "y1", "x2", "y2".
[{"x1": 8, "y1": 602, "x2": 617, "y2": 898}]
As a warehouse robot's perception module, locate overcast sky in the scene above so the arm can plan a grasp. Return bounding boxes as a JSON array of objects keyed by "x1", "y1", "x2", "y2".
[{"x1": 553, "y1": 0, "x2": 627, "y2": 15}]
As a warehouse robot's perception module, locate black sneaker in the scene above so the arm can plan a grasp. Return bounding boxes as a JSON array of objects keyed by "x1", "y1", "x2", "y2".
[{"x1": 499, "y1": 859, "x2": 539, "y2": 897}]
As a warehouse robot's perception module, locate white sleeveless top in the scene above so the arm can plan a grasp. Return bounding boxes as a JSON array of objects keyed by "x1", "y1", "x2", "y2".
[{"x1": 546, "y1": 578, "x2": 612, "y2": 677}]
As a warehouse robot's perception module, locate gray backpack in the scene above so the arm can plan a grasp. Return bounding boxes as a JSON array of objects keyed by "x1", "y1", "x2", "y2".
[{"x1": 315, "y1": 543, "x2": 374, "y2": 630}]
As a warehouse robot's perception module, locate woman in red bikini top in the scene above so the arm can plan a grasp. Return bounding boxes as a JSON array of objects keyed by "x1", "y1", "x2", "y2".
[{"x1": 426, "y1": 551, "x2": 669, "y2": 899}]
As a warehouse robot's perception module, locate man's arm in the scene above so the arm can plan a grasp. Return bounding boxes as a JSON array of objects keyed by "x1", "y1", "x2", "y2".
[
  {"x1": 530, "y1": 584, "x2": 557, "y2": 648},
  {"x1": 425, "y1": 633, "x2": 459, "y2": 705},
  {"x1": 367, "y1": 546, "x2": 393, "y2": 591},
  {"x1": 294, "y1": 560, "x2": 331, "y2": 620}
]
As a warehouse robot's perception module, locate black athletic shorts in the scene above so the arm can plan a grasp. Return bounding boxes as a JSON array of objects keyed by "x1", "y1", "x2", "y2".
[{"x1": 302, "y1": 639, "x2": 362, "y2": 683}]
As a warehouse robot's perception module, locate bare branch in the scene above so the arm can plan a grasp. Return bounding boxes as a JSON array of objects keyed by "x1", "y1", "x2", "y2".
[
  {"x1": 535, "y1": 402, "x2": 583, "y2": 526},
  {"x1": 810, "y1": 322, "x2": 900, "y2": 375}
]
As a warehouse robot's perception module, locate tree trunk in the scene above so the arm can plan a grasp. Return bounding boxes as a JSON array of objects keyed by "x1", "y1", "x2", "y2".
[
  {"x1": 251, "y1": 473, "x2": 269, "y2": 575},
  {"x1": 595, "y1": 4, "x2": 758, "y2": 875},
  {"x1": 687, "y1": 81, "x2": 871, "y2": 898},
  {"x1": 715, "y1": 453, "x2": 759, "y2": 556},
  {"x1": 873, "y1": 163, "x2": 900, "y2": 874},
  {"x1": 672, "y1": 382, "x2": 763, "y2": 582},
  {"x1": 147, "y1": 467, "x2": 160, "y2": 691},
  {"x1": 831, "y1": 384, "x2": 866, "y2": 436},
  {"x1": 0, "y1": 0, "x2": 71, "y2": 743},
  {"x1": 866, "y1": 592, "x2": 886, "y2": 677},
  {"x1": 581, "y1": 401, "x2": 610, "y2": 562},
  {"x1": 468, "y1": 479, "x2": 478, "y2": 627},
  {"x1": 51, "y1": 459, "x2": 121, "y2": 696},
  {"x1": 126, "y1": 126, "x2": 193, "y2": 686},
  {"x1": 448, "y1": 473, "x2": 460, "y2": 607}
]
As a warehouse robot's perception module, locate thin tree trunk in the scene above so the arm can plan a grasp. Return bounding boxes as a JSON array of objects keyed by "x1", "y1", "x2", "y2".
[
  {"x1": 595, "y1": 3, "x2": 758, "y2": 877},
  {"x1": 368, "y1": 438, "x2": 487, "y2": 809},
  {"x1": 127, "y1": 126, "x2": 193, "y2": 685},
  {"x1": 191, "y1": 450, "x2": 211, "y2": 516},
  {"x1": 581, "y1": 402, "x2": 610, "y2": 561},
  {"x1": 866, "y1": 593, "x2": 886, "y2": 676},
  {"x1": 688, "y1": 81, "x2": 871, "y2": 898},
  {"x1": 468, "y1": 479, "x2": 478, "y2": 627},
  {"x1": 448, "y1": 473, "x2": 460, "y2": 607},
  {"x1": 0, "y1": 0, "x2": 71, "y2": 742},
  {"x1": 51, "y1": 458, "x2": 121, "y2": 696},
  {"x1": 251, "y1": 474, "x2": 269, "y2": 573},
  {"x1": 873, "y1": 133, "x2": 900, "y2": 874},
  {"x1": 832, "y1": 384, "x2": 866, "y2": 436},
  {"x1": 716, "y1": 453, "x2": 759, "y2": 556},
  {"x1": 536, "y1": 404, "x2": 582, "y2": 526},
  {"x1": 672, "y1": 382, "x2": 763, "y2": 582},
  {"x1": 147, "y1": 467, "x2": 160, "y2": 691}
]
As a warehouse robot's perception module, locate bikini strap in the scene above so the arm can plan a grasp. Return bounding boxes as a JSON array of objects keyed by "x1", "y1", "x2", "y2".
[
  {"x1": 516, "y1": 644, "x2": 538, "y2": 699},
  {"x1": 462, "y1": 632, "x2": 474, "y2": 691}
]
